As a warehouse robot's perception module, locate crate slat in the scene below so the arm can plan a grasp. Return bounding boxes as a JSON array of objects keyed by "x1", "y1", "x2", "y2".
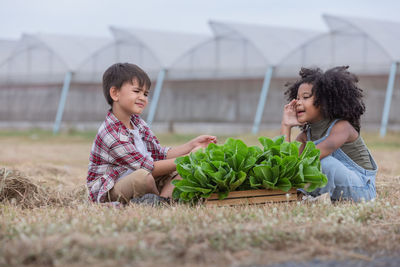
[
  {"x1": 207, "y1": 188, "x2": 297, "y2": 200},
  {"x1": 205, "y1": 188, "x2": 298, "y2": 206}
]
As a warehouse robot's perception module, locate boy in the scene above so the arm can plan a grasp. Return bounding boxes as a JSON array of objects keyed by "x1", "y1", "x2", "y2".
[{"x1": 87, "y1": 63, "x2": 217, "y2": 204}]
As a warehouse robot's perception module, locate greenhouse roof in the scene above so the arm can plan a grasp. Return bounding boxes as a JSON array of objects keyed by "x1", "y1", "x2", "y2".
[
  {"x1": 209, "y1": 21, "x2": 322, "y2": 66},
  {"x1": 324, "y1": 14, "x2": 400, "y2": 62},
  {"x1": 110, "y1": 26, "x2": 210, "y2": 69},
  {"x1": 0, "y1": 39, "x2": 17, "y2": 63},
  {"x1": 12, "y1": 33, "x2": 110, "y2": 71}
]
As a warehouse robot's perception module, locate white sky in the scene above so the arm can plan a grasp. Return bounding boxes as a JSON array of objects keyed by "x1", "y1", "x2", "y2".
[{"x1": 1, "y1": 0, "x2": 400, "y2": 40}]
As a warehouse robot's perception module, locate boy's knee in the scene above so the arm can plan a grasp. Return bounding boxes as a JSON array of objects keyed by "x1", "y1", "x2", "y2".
[
  {"x1": 144, "y1": 173, "x2": 156, "y2": 188},
  {"x1": 134, "y1": 170, "x2": 156, "y2": 191}
]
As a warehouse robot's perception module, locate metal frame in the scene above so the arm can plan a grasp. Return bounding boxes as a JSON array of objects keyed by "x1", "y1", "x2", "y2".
[
  {"x1": 147, "y1": 68, "x2": 166, "y2": 125},
  {"x1": 53, "y1": 71, "x2": 73, "y2": 134},
  {"x1": 252, "y1": 66, "x2": 274, "y2": 134},
  {"x1": 380, "y1": 62, "x2": 398, "y2": 137}
]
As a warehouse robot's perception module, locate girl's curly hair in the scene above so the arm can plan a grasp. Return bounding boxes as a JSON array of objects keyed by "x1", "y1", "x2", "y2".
[{"x1": 284, "y1": 66, "x2": 365, "y2": 132}]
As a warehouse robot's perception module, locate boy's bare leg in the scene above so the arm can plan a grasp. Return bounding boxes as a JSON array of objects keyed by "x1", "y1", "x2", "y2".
[{"x1": 160, "y1": 174, "x2": 182, "y2": 198}]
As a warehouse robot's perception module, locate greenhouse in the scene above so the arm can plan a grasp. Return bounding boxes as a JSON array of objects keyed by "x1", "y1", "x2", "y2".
[
  {"x1": 75, "y1": 27, "x2": 209, "y2": 82},
  {"x1": 0, "y1": 15, "x2": 399, "y2": 134},
  {"x1": 0, "y1": 33, "x2": 110, "y2": 130},
  {"x1": 0, "y1": 33, "x2": 110, "y2": 84},
  {"x1": 170, "y1": 21, "x2": 321, "y2": 79},
  {"x1": 324, "y1": 14, "x2": 400, "y2": 136},
  {"x1": 75, "y1": 27, "x2": 209, "y2": 126},
  {"x1": 166, "y1": 21, "x2": 321, "y2": 133},
  {"x1": 165, "y1": 17, "x2": 399, "y2": 134},
  {"x1": 0, "y1": 39, "x2": 16, "y2": 64}
]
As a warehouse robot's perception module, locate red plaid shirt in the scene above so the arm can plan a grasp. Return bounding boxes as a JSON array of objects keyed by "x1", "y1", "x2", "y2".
[{"x1": 87, "y1": 111, "x2": 169, "y2": 202}]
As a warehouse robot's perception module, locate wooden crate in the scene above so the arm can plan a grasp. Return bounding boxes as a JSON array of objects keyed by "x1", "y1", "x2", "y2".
[{"x1": 204, "y1": 188, "x2": 298, "y2": 206}]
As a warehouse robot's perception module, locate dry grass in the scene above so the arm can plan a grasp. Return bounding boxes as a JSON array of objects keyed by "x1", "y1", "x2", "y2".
[
  {"x1": 0, "y1": 168, "x2": 42, "y2": 208},
  {"x1": 0, "y1": 168, "x2": 87, "y2": 208},
  {"x1": 0, "y1": 130, "x2": 400, "y2": 267}
]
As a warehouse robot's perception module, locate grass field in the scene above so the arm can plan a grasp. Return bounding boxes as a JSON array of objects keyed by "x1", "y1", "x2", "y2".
[{"x1": 1, "y1": 129, "x2": 399, "y2": 267}]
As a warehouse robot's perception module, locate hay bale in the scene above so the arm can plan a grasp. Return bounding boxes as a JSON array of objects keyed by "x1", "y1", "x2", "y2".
[
  {"x1": 0, "y1": 168, "x2": 46, "y2": 208},
  {"x1": 0, "y1": 167, "x2": 89, "y2": 208}
]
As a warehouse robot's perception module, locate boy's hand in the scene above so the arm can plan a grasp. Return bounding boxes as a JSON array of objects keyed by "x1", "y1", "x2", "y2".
[
  {"x1": 190, "y1": 135, "x2": 217, "y2": 149},
  {"x1": 282, "y1": 99, "x2": 303, "y2": 127},
  {"x1": 166, "y1": 135, "x2": 217, "y2": 159},
  {"x1": 190, "y1": 145, "x2": 204, "y2": 153}
]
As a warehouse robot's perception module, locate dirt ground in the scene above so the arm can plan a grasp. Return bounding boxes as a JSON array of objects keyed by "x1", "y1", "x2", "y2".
[{"x1": 0, "y1": 130, "x2": 399, "y2": 266}]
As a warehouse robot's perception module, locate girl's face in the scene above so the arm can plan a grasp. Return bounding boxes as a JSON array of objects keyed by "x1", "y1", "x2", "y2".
[{"x1": 296, "y1": 83, "x2": 323, "y2": 124}]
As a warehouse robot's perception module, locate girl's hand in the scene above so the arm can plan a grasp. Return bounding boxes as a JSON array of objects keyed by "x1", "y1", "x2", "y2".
[
  {"x1": 282, "y1": 99, "x2": 303, "y2": 127},
  {"x1": 190, "y1": 135, "x2": 217, "y2": 149}
]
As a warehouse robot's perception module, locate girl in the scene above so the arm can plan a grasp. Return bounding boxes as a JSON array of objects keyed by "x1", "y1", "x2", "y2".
[{"x1": 280, "y1": 66, "x2": 377, "y2": 202}]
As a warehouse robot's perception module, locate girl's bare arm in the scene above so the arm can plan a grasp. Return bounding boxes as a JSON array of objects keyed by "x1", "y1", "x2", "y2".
[{"x1": 316, "y1": 120, "x2": 358, "y2": 159}]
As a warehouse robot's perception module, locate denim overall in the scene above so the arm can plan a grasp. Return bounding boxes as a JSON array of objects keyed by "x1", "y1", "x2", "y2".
[{"x1": 307, "y1": 119, "x2": 378, "y2": 202}]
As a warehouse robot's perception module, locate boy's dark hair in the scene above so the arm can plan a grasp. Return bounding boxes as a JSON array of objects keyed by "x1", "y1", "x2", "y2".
[
  {"x1": 102, "y1": 63, "x2": 151, "y2": 106},
  {"x1": 285, "y1": 66, "x2": 365, "y2": 132}
]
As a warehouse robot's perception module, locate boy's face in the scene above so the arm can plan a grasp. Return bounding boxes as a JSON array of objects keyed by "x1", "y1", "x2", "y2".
[{"x1": 113, "y1": 79, "x2": 149, "y2": 116}]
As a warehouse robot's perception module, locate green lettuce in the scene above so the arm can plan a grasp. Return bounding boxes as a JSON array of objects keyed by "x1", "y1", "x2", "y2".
[{"x1": 172, "y1": 136, "x2": 328, "y2": 203}]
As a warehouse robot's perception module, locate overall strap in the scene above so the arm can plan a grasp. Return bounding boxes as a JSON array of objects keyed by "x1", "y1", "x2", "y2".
[
  {"x1": 306, "y1": 126, "x2": 311, "y2": 141},
  {"x1": 325, "y1": 119, "x2": 340, "y2": 137},
  {"x1": 306, "y1": 119, "x2": 340, "y2": 141}
]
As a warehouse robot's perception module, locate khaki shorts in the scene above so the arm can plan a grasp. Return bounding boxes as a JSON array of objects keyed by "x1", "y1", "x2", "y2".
[{"x1": 107, "y1": 169, "x2": 178, "y2": 203}]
